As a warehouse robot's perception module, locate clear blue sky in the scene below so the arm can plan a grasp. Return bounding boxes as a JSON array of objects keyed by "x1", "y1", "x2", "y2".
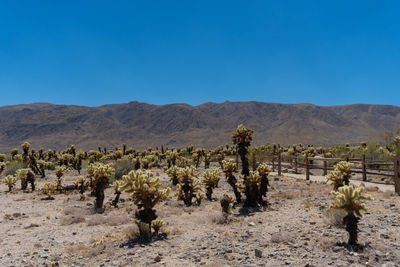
[{"x1": 1, "y1": 1, "x2": 399, "y2": 107}]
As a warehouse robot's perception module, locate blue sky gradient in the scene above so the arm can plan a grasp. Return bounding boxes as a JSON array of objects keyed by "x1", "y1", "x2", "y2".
[{"x1": 1, "y1": 1, "x2": 399, "y2": 107}]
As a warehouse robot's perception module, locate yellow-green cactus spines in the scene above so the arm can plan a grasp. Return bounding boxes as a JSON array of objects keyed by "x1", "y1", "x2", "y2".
[
  {"x1": 202, "y1": 169, "x2": 222, "y2": 201},
  {"x1": 222, "y1": 159, "x2": 241, "y2": 204},
  {"x1": 331, "y1": 185, "x2": 373, "y2": 246}
]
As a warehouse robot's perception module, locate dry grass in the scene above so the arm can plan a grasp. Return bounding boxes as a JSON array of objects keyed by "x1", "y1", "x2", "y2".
[
  {"x1": 86, "y1": 214, "x2": 130, "y2": 226},
  {"x1": 270, "y1": 231, "x2": 294, "y2": 243},
  {"x1": 323, "y1": 208, "x2": 346, "y2": 228},
  {"x1": 60, "y1": 215, "x2": 86, "y2": 225}
]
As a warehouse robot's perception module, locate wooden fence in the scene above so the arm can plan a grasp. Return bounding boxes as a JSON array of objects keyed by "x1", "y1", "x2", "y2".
[{"x1": 247, "y1": 153, "x2": 400, "y2": 194}]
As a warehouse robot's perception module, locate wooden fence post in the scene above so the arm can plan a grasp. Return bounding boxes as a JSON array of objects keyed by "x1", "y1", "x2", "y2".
[
  {"x1": 278, "y1": 152, "x2": 282, "y2": 176},
  {"x1": 294, "y1": 155, "x2": 298, "y2": 174},
  {"x1": 362, "y1": 154, "x2": 367, "y2": 182},
  {"x1": 305, "y1": 154, "x2": 310, "y2": 180},
  {"x1": 323, "y1": 160, "x2": 327, "y2": 176},
  {"x1": 394, "y1": 157, "x2": 400, "y2": 195}
]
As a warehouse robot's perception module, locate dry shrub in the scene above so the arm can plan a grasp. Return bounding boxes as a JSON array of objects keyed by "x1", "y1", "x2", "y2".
[
  {"x1": 63, "y1": 206, "x2": 91, "y2": 216},
  {"x1": 114, "y1": 159, "x2": 134, "y2": 180},
  {"x1": 68, "y1": 243, "x2": 113, "y2": 258},
  {"x1": 270, "y1": 231, "x2": 294, "y2": 243},
  {"x1": 323, "y1": 208, "x2": 346, "y2": 228},
  {"x1": 107, "y1": 214, "x2": 130, "y2": 226},
  {"x1": 318, "y1": 237, "x2": 335, "y2": 251},
  {"x1": 3, "y1": 161, "x2": 26, "y2": 176},
  {"x1": 123, "y1": 225, "x2": 139, "y2": 239},
  {"x1": 365, "y1": 186, "x2": 379, "y2": 192},
  {"x1": 382, "y1": 190, "x2": 395, "y2": 198},
  {"x1": 60, "y1": 215, "x2": 86, "y2": 225},
  {"x1": 211, "y1": 213, "x2": 231, "y2": 224},
  {"x1": 87, "y1": 214, "x2": 130, "y2": 226},
  {"x1": 272, "y1": 190, "x2": 301, "y2": 200},
  {"x1": 157, "y1": 201, "x2": 185, "y2": 217}
]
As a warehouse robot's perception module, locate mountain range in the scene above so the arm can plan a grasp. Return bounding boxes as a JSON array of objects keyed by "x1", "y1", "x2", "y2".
[{"x1": 0, "y1": 101, "x2": 399, "y2": 152}]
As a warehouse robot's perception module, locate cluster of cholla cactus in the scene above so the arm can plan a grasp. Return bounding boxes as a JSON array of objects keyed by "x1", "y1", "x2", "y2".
[
  {"x1": 331, "y1": 185, "x2": 373, "y2": 246},
  {"x1": 40, "y1": 181, "x2": 58, "y2": 200},
  {"x1": 74, "y1": 176, "x2": 88, "y2": 200},
  {"x1": 3, "y1": 175, "x2": 17, "y2": 192},
  {"x1": 166, "y1": 165, "x2": 180, "y2": 186},
  {"x1": 326, "y1": 161, "x2": 354, "y2": 190},
  {"x1": 202, "y1": 169, "x2": 222, "y2": 200},
  {"x1": 16, "y1": 168, "x2": 35, "y2": 191},
  {"x1": 121, "y1": 170, "x2": 170, "y2": 241},
  {"x1": 176, "y1": 166, "x2": 203, "y2": 206},
  {"x1": 220, "y1": 194, "x2": 234, "y2": 215},
  {"x1": 55, "y1": 165, "x2": 68, "y2": 191},
  {"x1": 111, "y1": 180, "x2": 124, "y2": 207}
]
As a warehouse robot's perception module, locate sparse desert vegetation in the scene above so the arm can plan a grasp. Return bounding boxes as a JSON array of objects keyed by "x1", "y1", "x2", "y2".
[{"x1": 0, "y1": 127, "x2": 400, "y2": 266}]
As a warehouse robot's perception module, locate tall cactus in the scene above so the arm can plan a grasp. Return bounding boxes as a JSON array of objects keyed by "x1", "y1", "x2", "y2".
[
  {"x1": 331, "y1": 185, "x2": 373, "y2": 246},
  {"x1": 87, "y1": 163, "x2": 115, "y2": 213},
  {"x1": 202, "y1": 169, "x2": 222, "y2": 200},
  {"x1": 222, "y1": 159, "x2": 241, "y2": 204},
  {"x1": 121, "y1": 170, "x2": 170, "y2": 241},
  {"x1": 16, "y1": 168, "x2": 35, "y2": 191},
  {"x1": 176, "y1": 166, "x2": 203, "y2": 206},
  {"x1": 232, "y1": 125, "x2": 253, "y2": 177}
]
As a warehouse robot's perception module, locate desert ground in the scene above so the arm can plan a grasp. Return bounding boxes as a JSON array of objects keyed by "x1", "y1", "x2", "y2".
[{"x1": 1, "y1": 163, "x2": 399, "y2": 267}]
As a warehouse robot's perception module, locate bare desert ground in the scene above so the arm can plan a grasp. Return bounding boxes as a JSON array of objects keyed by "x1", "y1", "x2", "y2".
[{"x1": 1, "y1": 163, "x2": 400, "y2": 267}]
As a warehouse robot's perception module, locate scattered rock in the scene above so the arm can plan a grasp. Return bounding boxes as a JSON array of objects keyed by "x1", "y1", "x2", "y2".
[{"x1": 255, "y1": 249, "x2": 262, "y2": 258}]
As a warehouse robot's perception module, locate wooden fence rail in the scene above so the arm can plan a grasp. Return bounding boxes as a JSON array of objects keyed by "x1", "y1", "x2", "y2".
[{"x1": 250, "y1": 153, "x2": 400, "y2": 195}]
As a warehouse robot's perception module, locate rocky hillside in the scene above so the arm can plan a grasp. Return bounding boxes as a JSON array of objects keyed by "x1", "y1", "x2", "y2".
[{"x1": 0, "y1": 101, "x2": 399, "y2": 151}]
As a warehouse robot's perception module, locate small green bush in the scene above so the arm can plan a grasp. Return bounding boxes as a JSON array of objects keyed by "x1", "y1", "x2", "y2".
[{"x1": 3, "y1": 161, "x2": 27, "y2": 176}]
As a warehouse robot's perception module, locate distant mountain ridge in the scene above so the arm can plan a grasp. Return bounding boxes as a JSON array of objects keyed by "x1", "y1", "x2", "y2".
[{"x1": 0, "y1": 101, "x2": 399, "y2": 151}]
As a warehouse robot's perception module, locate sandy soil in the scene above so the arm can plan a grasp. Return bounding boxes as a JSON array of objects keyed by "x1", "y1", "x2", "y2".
[{"x1": 1, "y1": 163, "x2": 400, "y2": 267}]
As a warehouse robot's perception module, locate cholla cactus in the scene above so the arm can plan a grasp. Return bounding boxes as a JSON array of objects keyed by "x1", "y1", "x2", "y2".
[
  {"x1": 152, "y1": 219, "x2": 165, "y2": 235},
  {"x1": 37, "y1": 160, "x2": 52, "y2": 178},
  {"x1": 326, "y1": 170, "x2": 344, "y2": 190},
  {"x1": 88, "y1": 163, "x2": 115, "y2": 212},
  {"x1": 326, "y1": 161, "x2": 354, "y2": 190},
  {"x1": 331, "y1": 185, "x2": 373, "y2": 246},
  {"x1": 257, "y1": 163, "x2": 272, "y2": 202},
  {"x1": 166, "y1": 150, "x2": 179, "y2": 167},
  {"x1": 203, "y1": 152, "x2": 211, "y2": 169},
  {"x1": 16, "y1": 168, "x2": 35, "y2": 191},
  {"x1": 40, "y1": 181, "x2": 58, "y2": 200},
  {"x1": 222, "y1": 159, "x2": 241, "y2": 203},
  {"x1": 214, "y1": 152, "x2": 225, "y2": 169},
  {"x1": 10, "y1": 148, "x2": 18, "y2": 160},
  {"x1": 192, "y1": 148, "x2": 204, "y2": 168},
  {"x1": 21, "y1": 142, "x2": 31, "y2": 163},
  {"x1": 111, "y1": 180, "x2": 124, "y2": 207},
  {"x1": 232, "y1": 124, "x2": 253, "y2": 177},
  {"x1": 202, "y1": 169, "x2": 222, "y2": 200},
  {"x1": 74, "y1": 176, "x2": 88, "y2": 200},
  {"x1": 166, "y1": 165, "x2": 181, "y2": 186},
  {"x1": 121, "y1": 170, "x2": 170, "y2": 241},
  {"x1": 55, "y1": 165, "x2": 68, "y2": 191},
  {"x1": 132, "y1": 157, "x2": 141, "y2": 170},
  {"x1": 335, "y1": 161, "x2": 354, "y2": 185},
  {"x1": 0, "y1": 162, "x2": 5, "y2": 174},
  {"x1": 3, "y1": 175, "x2": 17, "y2": 192},
  {"x1": 176, "y1": 166, "x2": 203, "y2": 206},
  {"x1": 220, "y1": 194, "x2": 234, "y2": 214},
  {"x1": 238, "y1": 171, "x2": 262, "y2": 206}
]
